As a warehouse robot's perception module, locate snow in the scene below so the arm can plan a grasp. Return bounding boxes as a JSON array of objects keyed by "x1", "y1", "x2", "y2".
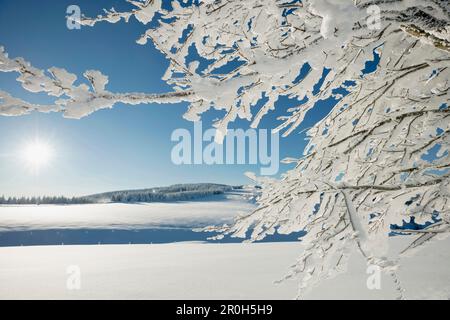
[
  {"x1": 0, "y1": 236, "x2": 449, "y2": 300},
  {"x1": 0, "y1": 243, "x2": 298, "y2": 300},
  {"x1": 304, "y1": 234, "x2": 450, "y2": 300},
  {"x1": 1, "y1": 0, "x2": 449, "y2": 296},
  {"x1": 0, "y1": 192, "x2": 449, "y2": 299},
  {"x1": 0, "y1": 193, "x2": 255, "y2": 232}
]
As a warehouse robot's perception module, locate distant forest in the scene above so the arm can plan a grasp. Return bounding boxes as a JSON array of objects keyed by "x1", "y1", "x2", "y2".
[
  {"x1": 0, "y1": 183, "x2": 236, "y2": 205},
  {"x1": 0, "y1": 195, "x2": 93, "y2": 205},
  {"x1": 96, "y1": 183, "x2": 233, "y2": 203}
]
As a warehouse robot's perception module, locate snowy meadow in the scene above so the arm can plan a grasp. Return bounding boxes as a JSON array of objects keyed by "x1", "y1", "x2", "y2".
[{"x1": 1, "y1": 187, "x2": 449, "y2": 299}]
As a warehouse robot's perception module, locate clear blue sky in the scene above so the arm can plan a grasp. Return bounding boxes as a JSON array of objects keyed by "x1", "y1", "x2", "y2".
[{"x1": 0, "y1": 0, "x2": 336, "y2": 197}]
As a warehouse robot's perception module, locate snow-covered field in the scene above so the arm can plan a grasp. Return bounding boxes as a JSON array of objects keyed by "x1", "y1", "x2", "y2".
[
  {"x1": 0, "y1": 192, "x2": 255, "y2": 231},
  {"x1": 0, "y1": 191, "x2": 261, "y2": 246},
  {"x1": 0, "y1": 237, "x2": 449, "y2": 300},
  {"x1": 0, "y1": 191, "x2": 449, "y2": 300}
]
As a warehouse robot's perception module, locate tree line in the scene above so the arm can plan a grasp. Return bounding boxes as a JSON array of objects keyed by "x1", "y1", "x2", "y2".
[
  {"x1": 110, "y1": 189, "x2": 226, "y2": 203},
  {"x1": 0, "y1": 184, "x2": 235, "y2": 205},
  {"x1": 0, "y1": 196, "x2": 93, "y2": 205}
]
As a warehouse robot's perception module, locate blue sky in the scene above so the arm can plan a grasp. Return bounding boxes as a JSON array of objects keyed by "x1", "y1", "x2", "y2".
[{"x1": 0, "y1": 0, "x2": 336, "y2": 197}]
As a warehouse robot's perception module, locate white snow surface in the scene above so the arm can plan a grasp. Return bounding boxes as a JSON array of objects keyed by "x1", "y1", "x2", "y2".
[
  {"x1": 0, "y1": 192, "x2": 255, "y2": 231},
  {"x1": 1, "y1": 191, "x2": 449, "y2": 299},
  {"x1": 0, "y1": 236, "x2": 449, "y2": 300}
]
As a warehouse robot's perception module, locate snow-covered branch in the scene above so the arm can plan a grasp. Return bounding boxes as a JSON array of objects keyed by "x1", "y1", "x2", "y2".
[{"x1": 0, "y1": 46, "x2": 194, "y2": 118}]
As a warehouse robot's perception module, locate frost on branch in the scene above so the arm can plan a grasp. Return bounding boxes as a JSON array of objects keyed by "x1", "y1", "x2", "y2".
[
  {"x1": 1, "y1": 0, "x2": 450, "y2": 298},
  {"x1": 0, "y1": 46, "x2": 193, "y2": 118},
  {"x1": 0, "y1": 90, "x2": 60, "y2": 116}
]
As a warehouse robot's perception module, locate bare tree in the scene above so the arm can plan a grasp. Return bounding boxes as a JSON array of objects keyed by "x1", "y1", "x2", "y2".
[{"x1": 1, "y1": 0, "x2": 449, "y2": 298}]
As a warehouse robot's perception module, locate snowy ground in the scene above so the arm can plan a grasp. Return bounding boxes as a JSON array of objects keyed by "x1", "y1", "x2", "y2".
[
  {"x1": 0, "y1": 190, "x2": 449, "y2": 299},
  {"x1": 0, "y1": 192, "x2": 255, "y2": 231},
  {"x1": 0, "y1": 191, "x2": 271, "y2": 246},
  {"x1": 0, "y1": 237, "x2": 449, "y2": 300}
]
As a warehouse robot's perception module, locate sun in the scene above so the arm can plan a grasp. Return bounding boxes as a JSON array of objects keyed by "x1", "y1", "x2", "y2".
[{"x1": 21, "y1": 139, "x2": 54, "y2": 172}]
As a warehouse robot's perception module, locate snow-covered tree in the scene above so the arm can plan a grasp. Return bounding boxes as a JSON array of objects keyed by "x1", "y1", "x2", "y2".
[{"x1": 1, "y1": 0, "x2": 449, "y2": 298}]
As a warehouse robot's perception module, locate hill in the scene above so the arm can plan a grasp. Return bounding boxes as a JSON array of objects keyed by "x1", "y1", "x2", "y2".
[{"x1": 0, "y1": 183, "x2": 248, "y2": 205}]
